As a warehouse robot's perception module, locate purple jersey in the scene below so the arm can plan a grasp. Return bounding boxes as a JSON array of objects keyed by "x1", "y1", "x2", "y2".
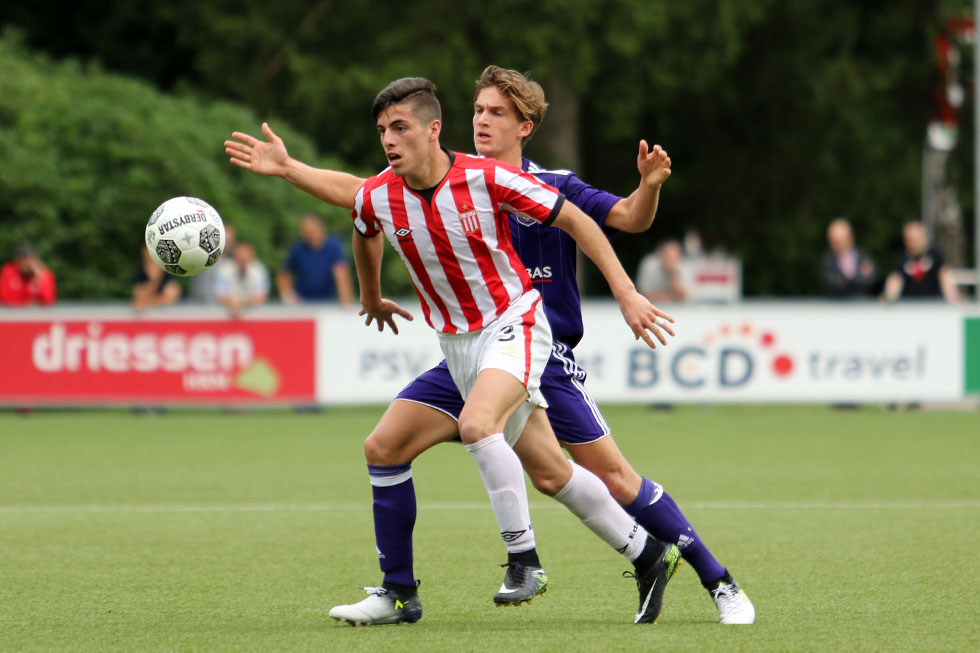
[{"x1": 509, "y1": 158, "x2": 621, "y2": 348}]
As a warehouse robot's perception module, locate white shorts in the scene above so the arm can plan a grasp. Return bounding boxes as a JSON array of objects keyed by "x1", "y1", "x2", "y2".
[{"x1": 438, "y1": 290, "x2": 552, "y2": 446}]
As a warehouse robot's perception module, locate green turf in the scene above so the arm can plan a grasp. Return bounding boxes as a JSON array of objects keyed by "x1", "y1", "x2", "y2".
[{"x1": 1, "y1": 405, "x2": 978, "y2": 651}]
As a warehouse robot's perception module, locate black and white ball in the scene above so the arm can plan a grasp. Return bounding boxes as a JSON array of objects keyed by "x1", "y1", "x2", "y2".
[{"x1": 145, "y1": 197, "x2": 226, "y2": 276}]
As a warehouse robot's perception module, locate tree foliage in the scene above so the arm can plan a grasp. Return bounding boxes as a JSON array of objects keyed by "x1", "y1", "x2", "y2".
[
  {"x1": 0, "y1": 32, "x2": 383, "y2": 299},
  {"x1": 0, "y1": 1, "x2": 972, "y2": 296}
]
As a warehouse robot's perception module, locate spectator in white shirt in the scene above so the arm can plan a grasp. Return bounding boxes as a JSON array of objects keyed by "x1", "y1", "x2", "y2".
[{"x1": 214, "y1": 241, "x2": 270, "y2": 316}]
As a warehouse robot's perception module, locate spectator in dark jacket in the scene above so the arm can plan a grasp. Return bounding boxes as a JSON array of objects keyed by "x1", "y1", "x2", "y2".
[{"x1": 820, "y1": 218, "x2": 876, "y2": 298}]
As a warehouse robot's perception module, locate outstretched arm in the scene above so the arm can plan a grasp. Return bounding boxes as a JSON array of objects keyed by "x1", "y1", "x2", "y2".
[
  {"x1": 603, "y1": 140, "x2": 672, "y2": 233},
  {"x1": 225, "y1": 122, "x2": 365, "y2": 210},
  {"x1": 351, "y1": 232, "x2": 413, "y2": 334},
  {"x1": 552, "y1": 204, "x2": 675, "y2": 349}
]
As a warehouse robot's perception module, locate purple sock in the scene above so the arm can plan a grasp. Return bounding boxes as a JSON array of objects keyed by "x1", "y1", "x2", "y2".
[
  {"x1": 625, "y1": 477, "x2": 727, "y2": 585},
  {"x1": 368, "y1": 464, "x2": 416, "y2": 587}
]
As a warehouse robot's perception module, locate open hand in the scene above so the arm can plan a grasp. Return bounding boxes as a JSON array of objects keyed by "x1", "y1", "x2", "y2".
[
  {"x1": 225, "y1": 122, "x2": 289, "y2": 177},
  {"x1": 617, "y1": 289, "x2": 675, "y2": 349},
  {"x1": 359, "y1": 299, "x2": 415, "y2": 335}
]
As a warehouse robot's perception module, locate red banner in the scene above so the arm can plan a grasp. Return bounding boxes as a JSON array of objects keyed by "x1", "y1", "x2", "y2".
[{"x1": 0, "y1": 319, "x2": 315, "y2": 403}]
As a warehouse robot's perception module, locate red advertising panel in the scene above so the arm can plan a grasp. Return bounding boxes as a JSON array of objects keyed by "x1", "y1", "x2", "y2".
[{"x1": 0, "y1": 319, "x2": 315, "y2": 404}]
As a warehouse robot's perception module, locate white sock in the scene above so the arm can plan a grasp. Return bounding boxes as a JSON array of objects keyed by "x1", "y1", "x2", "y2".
[
  {"x1": 464, "y1": 433, "x2": 536, "y2": 553},
  {"x1": 553, "y1": 462, "x2": 647, "y2": 562}
]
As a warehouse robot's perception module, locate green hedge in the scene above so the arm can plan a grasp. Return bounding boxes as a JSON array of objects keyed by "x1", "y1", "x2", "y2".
[{"x1": 0, "y1": 31, "x2": 415, "y2": 299}]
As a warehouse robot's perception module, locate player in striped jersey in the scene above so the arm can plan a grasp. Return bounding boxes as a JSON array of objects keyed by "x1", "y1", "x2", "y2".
[
  {"x1": 228, "y1": 78, "x2": 679, "y2": 625},
  {"x1": 225, "y1": 71, "x2": 751, "y2": 626},
  {"x1": 355, "y1": 76, "x2": 680, "y2": 618}
]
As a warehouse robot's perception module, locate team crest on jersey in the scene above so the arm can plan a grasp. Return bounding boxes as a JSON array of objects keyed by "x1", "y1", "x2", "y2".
[
  {"x1": 514, "y1": 214, "x2": 538, "y2": 227},
  {"x1": 458, "y1": 204, "x2": 481, "y2": 234}
]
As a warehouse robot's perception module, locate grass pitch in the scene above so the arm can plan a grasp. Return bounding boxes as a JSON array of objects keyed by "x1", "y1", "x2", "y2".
[{"x1": 1, "y1": 405, "x2": 978, "y2": 651}]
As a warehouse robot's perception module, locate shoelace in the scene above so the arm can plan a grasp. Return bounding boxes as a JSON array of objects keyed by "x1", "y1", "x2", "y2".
[
  {"x1": 711, "y1": 583, "x2": 737, "y2": 602},
  {"x1": 622, "y1": 570, "x2": 639, "y2": 585},
  {"x1": 499, "y1": 562, "x2": 527, "y2": 587}
]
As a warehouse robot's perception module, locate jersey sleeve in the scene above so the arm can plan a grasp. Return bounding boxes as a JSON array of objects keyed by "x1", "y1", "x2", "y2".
[
  {"x1": 492, "y1": 164, "x2": 565, "y2": 226},
  {"x1": 352, "y1": 184, "x2": 382, "y2": 238},
  {"x1": 560, "y1": 173, "x2": 622, "y2": 230}
]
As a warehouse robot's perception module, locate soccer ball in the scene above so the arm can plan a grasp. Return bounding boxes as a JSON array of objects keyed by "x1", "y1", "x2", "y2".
[{"x1": 145, "y1": 197, "x2": 226, "y2": 277}]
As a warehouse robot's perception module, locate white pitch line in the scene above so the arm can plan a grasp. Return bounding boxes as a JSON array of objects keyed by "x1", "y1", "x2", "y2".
[{"x1": 0, "y1": 500, "x2": 978, "y2": 515}]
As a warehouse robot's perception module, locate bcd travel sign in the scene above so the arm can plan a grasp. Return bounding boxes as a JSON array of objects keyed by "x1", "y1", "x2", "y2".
[
  {"x1": 574, "y1": 303, "x2": 964, "y2": 403},
  {"x1": 0, "y1": 319, "x2": 315, "y2": 404}
]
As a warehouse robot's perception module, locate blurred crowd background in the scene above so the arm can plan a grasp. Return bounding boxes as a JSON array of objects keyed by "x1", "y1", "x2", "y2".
[{"x1": 0, "y1": 0, "x2": 976, "y2": 306}]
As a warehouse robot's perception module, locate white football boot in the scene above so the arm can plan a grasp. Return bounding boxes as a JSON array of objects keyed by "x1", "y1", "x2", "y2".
[
  {"x1": 711, "y1": 580, "x2": 755, "y2": 624},
  {"x1": 328, "y1": 586, "x2": 422, "y2": 626}
]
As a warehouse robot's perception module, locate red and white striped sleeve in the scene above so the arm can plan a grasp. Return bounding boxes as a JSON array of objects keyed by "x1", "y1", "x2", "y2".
[
  {"x1": 491, "y1": 164, "x2": 565, "y2": 226},
  {"x1": 352, "y1": 182, "x2": 382, "y2": 237}
]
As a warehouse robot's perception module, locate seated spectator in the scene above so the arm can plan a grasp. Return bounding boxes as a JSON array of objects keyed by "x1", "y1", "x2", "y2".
[
  {"x1": 883, "y1": 220, "x2": 960, "y2": 303},
  {"x1": 636, "y1": 239, "x2": 687, "y2": 303},
  {"x1": 277, "y1": 214, "x2": 353, "y2": 305},
  {"x1": 132, "y1": 247, "x2": 181, "y2": 309},
  {"x1": 189, "y1": 223, "x2": 236, "y2": 304},
  {"x1": 213, "y1": 242, "x2": 270, "y2": 316},
  {"x1": 820, "y1": 218, "x2": 877, "y2": 298},
  {"x1": 1, "y1": 243, "x2": 57, "y2": 306}
]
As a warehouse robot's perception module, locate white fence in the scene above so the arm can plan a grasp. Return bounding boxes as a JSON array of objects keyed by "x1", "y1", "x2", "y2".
[{"x1": 2, "y1": 301, "x2": 977, "y2": 405}]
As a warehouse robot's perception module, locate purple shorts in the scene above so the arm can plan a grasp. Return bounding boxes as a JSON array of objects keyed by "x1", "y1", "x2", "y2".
[{"x1": 395, "y1": 341, "x2": 610, "y2": 445}]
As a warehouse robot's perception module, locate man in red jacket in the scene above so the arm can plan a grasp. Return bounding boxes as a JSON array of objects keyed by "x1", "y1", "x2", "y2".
[{"x1": 1, "y1": 243, "x2": 57, "y2": 306}]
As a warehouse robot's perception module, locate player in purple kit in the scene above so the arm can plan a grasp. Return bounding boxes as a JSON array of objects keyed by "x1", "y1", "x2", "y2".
[{"x1": 226, "y1": 67, "x2": 753, "y2": 626}]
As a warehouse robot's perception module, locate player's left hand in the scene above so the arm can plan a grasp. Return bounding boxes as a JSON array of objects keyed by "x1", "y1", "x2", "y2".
[
  {"x1": 360, "y1": 299, "x2": 414, "y2": 335},
  {"x1": 617, "y1": 290, "x2": 675, "y2": 349},
  {"x1": 637, "y1": 140, "x2": 671, "y2": 189}
]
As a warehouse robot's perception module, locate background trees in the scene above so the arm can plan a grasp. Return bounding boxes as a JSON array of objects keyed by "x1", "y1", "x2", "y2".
[{"x1": 0, "y1": 0, "x2": 972, "y2": 298}]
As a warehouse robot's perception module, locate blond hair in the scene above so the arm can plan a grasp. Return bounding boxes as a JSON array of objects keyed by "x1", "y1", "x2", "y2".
[{"x1": 474, "y1": 66, "x2": 548, "y2": 145}]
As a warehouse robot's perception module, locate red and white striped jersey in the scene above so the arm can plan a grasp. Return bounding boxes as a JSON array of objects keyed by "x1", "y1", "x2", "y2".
[{"x1": 353, "y1": 151, "x2": 565, "y2": 334}]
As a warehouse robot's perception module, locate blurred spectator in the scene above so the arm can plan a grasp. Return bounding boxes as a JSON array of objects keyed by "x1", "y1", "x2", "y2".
[
  {"x1": 819, "y1": 218, "x2": 877, "y2": 298},
  {"x1": 132, "y1": 247, "x2": 181, "y2": 309},
  {"x1": 277, "y1": 214, "x2": 353, "y2": 305},
  {"x1": 213, "y1": 242, "x2": 270, "y2": 316},
  {"x1": 883, "y1": 221, "x2": 960, "y2": 304},
  {"x1": 636, "y1": 239, "x2": 687, "y2": 303},
  {"x1": 1, "y1": 243, "x2": 57, "y2": 306},
  {"x1": 682, "y1": 229, "x2": 703, "y2": 257},
  {"x1": 189, "y1": 223, "x2": 236, "y2": 304}
]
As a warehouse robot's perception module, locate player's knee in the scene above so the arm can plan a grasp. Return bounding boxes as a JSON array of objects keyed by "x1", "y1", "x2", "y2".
[
  {"x1": 589, "y1": 465, "x2": 637, "y2": 505},
  {"x1": 527, "y1": 469, "x2": 565, "y2": 497},
  {"x1": 457, "y1": 415, "x2": 492, "y2": 445},
  {"x1": 363, "y1": 431, "x2": 408, "y2": 466}
]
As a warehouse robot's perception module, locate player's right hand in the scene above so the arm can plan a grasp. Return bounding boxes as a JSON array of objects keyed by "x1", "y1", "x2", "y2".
[
  {"x1": 225, "y1": 122, "x2": 289, "y2": 177},
  {"x1": 360, "y1": 299, "x2": 414, "y2": 335}
]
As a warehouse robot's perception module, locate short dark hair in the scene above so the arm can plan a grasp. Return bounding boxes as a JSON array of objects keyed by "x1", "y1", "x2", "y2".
[{"x1": 373, "y1": 77, "x2": 442, "y2": 125}]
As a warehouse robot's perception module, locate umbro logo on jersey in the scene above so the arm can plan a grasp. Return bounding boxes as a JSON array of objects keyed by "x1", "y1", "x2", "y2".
[
  {"x1": 459, "y1": 205, "x2": 481, "y2": 234},
  {"x1": 394, "y1": 227, "x2": 413, "y2": 239}
]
